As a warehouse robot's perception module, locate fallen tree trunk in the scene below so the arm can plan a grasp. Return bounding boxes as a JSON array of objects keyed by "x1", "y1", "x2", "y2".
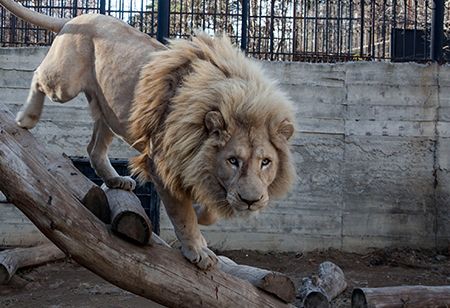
[
  {"x1": 0, "y1": 243, "x2": 66, "y2": 284},
  {"x1": 151, "y1": 233, "x2": 296, "y2": 303},
  {"x1": 298, "y1": 261, "x2": 347, "y2": 308},
  {"x1": 352, "y1": 286, "x2": 450, "y2": 308},
  {"x1": 0, "y1": 104, "x2": 110, "y2": 224},
  {"x1": 98, "y1": 184, "x2": 295, "y2": 302},
  {"x1": 218, "y1": 255, "x2": 296, "y2": 303},
  {"x1": 0, "y1": 104, "x2": 293, "y2": 307},
  {"x1": 102, "y1": 185, "x2": 152, "y2": 245}
]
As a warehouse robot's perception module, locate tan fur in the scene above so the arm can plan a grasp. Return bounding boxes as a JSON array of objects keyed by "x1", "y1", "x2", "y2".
[
  {"x1": 130, "y1": 34, "x2": 296, "y2": 218},
  {"x1": 3, "y1": 0, "x2": 296, "y2": 269}
]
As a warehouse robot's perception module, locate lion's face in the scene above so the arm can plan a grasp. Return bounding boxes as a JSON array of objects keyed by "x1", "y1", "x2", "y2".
[
  {"x1": 215, "y1": 130, "x2": 277, "y2": 212},
  {"x1": 203, "y1": 110, "x2": 294, "y2": 215}
]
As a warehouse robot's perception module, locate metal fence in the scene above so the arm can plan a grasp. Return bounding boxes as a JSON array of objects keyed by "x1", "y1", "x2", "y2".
[{"x1": 1, "y1": 0, "x2": 449, "y2": 62}]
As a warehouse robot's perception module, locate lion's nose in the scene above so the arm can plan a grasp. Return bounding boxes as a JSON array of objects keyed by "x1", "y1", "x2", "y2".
[{"x1": 238, "y1": 193, "x2": 263, "y2": 206}]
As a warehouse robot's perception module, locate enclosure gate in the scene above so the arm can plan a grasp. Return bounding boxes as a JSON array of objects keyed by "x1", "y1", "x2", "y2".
[{"x1": 0, "y1": 0, "x2": 449, "y2": 63}]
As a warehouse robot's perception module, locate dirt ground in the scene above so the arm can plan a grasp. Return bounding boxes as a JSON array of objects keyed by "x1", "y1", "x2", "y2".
[{"x1": 0, "y1": 247, "x2": 449, "y2": 307}]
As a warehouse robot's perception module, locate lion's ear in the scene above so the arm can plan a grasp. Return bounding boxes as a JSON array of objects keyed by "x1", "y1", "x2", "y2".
[
  {"x1": 277, "y1": 119, "x2": 294, "y2": 140},
  {"x1": 205, "y1": 111, "x2": 225, "y2": 137}
]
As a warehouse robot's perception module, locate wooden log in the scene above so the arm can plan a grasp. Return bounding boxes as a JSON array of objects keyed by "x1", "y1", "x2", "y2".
[
  {"x1": 0, "y1": 104, "x2": 110, "y2": 223},
  {"x1": 102, "y1": 185, "x2": 152, "y2": 245},
  {"x1": 352, "y1": 286, "x2": 450, "y2": 308},
  {"x1": 0, "y1": 103, "x2": 292, "y2": 307},
  {"x1": 83, "y1": 185, "x2": 111, "y2": 224},
  {"x1": 217, "y1": 255, "x2": 296, "y2": 303},
  {"x1": 298, "y1": 261, "x2": 347, "y2": 308},
  {"x1": 0, "y1": 243, "x2": 65, "y2": 284},
  {"x1": 151, "y1": 233, "x2": 296, "y2": 303}
]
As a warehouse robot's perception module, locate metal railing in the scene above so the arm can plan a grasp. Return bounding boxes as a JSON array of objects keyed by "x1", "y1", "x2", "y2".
[{"x1": 0, "y1": 0, "x2": 448, "y2": 63}]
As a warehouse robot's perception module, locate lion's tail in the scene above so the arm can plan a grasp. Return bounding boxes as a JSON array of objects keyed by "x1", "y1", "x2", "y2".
[{"x1": 0, "y1": 0, "x2": 68, "y2": 32}]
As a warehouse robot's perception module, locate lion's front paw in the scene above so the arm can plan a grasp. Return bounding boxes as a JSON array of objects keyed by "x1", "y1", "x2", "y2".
[
  {"x1": 104, "y1": 176, "x2": 136, "y2": 191},
  {"x1": 181, "y1": 241, "x2": 218, "y2": 270},
  {"x1": 16, "y1": 111, "x2": 39, "y2": 129}
]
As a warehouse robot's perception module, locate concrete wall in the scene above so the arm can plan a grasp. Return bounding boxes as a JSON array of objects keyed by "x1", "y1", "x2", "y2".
[{"x1": 0, "y1": 47, "x2": 449, "y2": 252}]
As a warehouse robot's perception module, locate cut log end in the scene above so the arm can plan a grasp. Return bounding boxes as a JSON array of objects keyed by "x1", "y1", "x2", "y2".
[
  {"x1": 351, "y1": 289, "x2": 367, "y2": 308},
  {"x1": 0, "y1": 264, "x2": 11, "y2": 284},
  {"x1": 112, "y1": 211, "x2": 152, "y2": 244},
  {"x1": 82, "y1": 185, "x2": 111, "y2": 224},
  {"x1": 304, "y1": 291, "x2": 330, "y2": 308}
]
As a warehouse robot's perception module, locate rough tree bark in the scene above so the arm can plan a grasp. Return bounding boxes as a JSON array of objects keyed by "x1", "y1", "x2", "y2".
[
  {"x1": 0, "y1": 104, "x2": 110, "y2": 223},
  {"x1": 0, "y1": 103, "x2": 294, "y2": 307},
  {"x1": 352, "y1": 286, "x2": 450, "y2": 308}
]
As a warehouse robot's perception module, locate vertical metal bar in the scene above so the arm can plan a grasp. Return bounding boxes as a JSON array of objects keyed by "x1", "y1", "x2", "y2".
[
  {"x1": 202, "y1": 0, "x2": 206, "y2": 31},
  {"x1": 36, "y1": 0, "x2": 41, "y2": 44},
  {"x1": 280, "y1": 0, "x2": 285, "y2": 60},
  {"x1": 392, "y1": 0, "x2": 397, "y2": 60},
  {"x1": 157, "y1": 0, "x2": 170, "y2": 43},
  {"x1": 213, "y1": 0, "x2": 217, "y2": 32},
  {"x1": 413, "y1": 0, "x2": 417, "y2": 58},
  {"x1": 10, "y1": 15, "x2": 16, "y2": 44},
  {"x1": 99, "y1": 0, "x2": 106, "y2": 14},
  {"x1": 431, "y1": 0, "x2": 444, "y2": 61},
  {"x1": 269, "y1": 0, "x2": 275, "y2": 60},
  {"x1": 402, "y1": 0, "x2": 407, "y2": 60},
  {"x1": 151, "y1": 0, "x2": 155, "y2": 36},
  {"x1": 241, "y1": 0, "x2": 248, "y2": 51},
  {"x1": 371, "y1": 0, "x2": 375, "y2": 58},
  {"x1": 348, "y1": 0, "x2": 352, "y2": 57},
  {"x1": 425, "y1": 0, "x2": 429, "y2": 60},
  {"x1": 303, "y1": 0, "x2": 307, "y2": 53},
  {"x1": 257, "y1": 0, "x2": 262, "y2": 56},
  {"x1": 382, "y1": 0, "x2": 386, "y2": 59},
  {"x1": 190, "y1": 0, "x2": 194, "y2": 33},
  {"x1": 314, "y1": 0, "x2": 318, "y2": 53},
  {"x1": 1, "y1": 8, "x2": 4, "y2": 46},
  {"x1": 325, "y1": 0, "x2": 329, "y2": 54},
  {"x1": 179, "y1": 0, "x2": 183, "y2": 37},
  {"x1": 337, "y1": 0, "x2": 341, "y2": 56},
  {"x1": 224, "y1": 0, "x2": 228, "y2": 34},
  {"x1": 359, "y1": 0, "x2": 364, "y2": 58},
  {"x1": 292, "y1": 0, "x2": 297, "y2": 58},
  {"x1": 139, "y1": 0, "x2": 144, "y2": 32},
  {"x1": 72, "y1": 0, "x2": 78, "y2": 17}
]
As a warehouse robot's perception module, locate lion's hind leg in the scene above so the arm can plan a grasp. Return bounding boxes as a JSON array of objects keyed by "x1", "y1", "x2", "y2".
[
  {"x1": 88, "y1": 118, "x2": 136, "y2": 191},
  {"x1": 16, "y1": 72, "x2": 45, "y2": 129}
]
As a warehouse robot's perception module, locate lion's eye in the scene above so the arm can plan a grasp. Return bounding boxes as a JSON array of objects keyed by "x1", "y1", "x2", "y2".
[
  {"x1": 228, "y1": 157, "x2": 239, "y2": 167},
  {"x1": 261, "y1": 158, "x2": 271, "y2": 168}
]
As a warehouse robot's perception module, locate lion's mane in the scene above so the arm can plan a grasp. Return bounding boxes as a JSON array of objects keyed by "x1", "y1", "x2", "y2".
[{"x1": 129, "y1": 33, "x2": 296, "y2": 217}]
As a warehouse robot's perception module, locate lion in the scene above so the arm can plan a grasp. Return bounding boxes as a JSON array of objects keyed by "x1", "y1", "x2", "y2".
[{"x1": 2, "y1": 0, "x2": 296, "y2": 270}]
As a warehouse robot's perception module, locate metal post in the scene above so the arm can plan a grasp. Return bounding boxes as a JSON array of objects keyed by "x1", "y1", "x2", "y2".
[
  {"x1": 431, "y1": 0, "x2": 444, "y2": 62},
  {"x1": 99, "y1": 0, "x2": 106, "y2": 14},
  {"x1": 73, "y1": 0, "x2": 78, "y2": 17},
  {"x1": 359, "y1": 0, "x2": 364, "y2": 58},
  {"x1": 241, "y1": 0, "x2": 248, "y2": 51},
  {"x1": 157, "y1": 0, "x2": 170, "y2": 44}
]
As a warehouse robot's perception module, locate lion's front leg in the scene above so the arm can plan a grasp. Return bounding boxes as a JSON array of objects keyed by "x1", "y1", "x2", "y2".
[{"x1": 156, "y1": 184, "x2": 218, "y2": 270}]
